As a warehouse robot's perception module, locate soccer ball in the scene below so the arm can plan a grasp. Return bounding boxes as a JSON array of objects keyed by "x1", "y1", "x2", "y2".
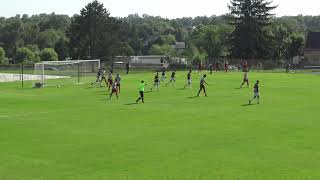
[{"x1": 57, "y1": 85, "x2": 61, "y2": 88}]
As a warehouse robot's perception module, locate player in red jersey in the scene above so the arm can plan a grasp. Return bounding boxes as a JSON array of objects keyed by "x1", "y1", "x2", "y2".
[
  {"x1": 242, "y1": 60, "x2": 248, "y2": 72},
  {"x1": 215, "y1": 61, "x2": 220, "y2": 72},
  {"x1": 224, "y1": 61, "x2": 229, "y2": 72},
  {"x1": 109, "y1": 81, "x2": 118, "y2": 100},
  {"x1": 240, "y1": 72, "x2": 249, "y2": 88}
]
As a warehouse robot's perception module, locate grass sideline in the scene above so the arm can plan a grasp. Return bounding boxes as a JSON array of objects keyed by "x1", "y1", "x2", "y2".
[{"x1": 0, "y1": 71, "x2": 320, "y2": 180}]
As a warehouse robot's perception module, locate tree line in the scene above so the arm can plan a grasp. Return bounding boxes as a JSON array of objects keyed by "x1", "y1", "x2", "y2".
[{"x1": 0, "y1": 0, "x2": 319, "y2": 65}]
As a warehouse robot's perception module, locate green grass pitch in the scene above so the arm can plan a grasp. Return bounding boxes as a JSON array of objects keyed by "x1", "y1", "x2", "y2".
[{"x1": 0, "y1": 71, "x2": 320, "y2": 179}]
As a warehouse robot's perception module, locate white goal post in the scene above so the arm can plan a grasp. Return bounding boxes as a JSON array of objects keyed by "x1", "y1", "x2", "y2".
[{"x1": 34, "y1": 59, "x2": 100, "y2": 86}]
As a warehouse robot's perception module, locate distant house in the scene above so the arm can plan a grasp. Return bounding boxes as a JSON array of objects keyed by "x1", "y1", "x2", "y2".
[
  {"x1": 113, "y1": 56, "x2": 167, "y2": 64},
  {"x1": 171, "y1": 42, "x2": 186, "y2": 49},
  {"x1": 304, "y1": 32, "x2": 320, "y2": 65}
]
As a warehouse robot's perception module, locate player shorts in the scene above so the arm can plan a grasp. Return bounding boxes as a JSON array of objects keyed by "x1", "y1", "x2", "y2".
[
  {"x1": 112, "y1": 88, "x2": 117, "y2": 93},
  {"x1": 243, "y1": 78, "x2": 249, "y2": 82},
  {"x1": 170, "y1": 78, "x2": 175, "y2": 82},
  {"x1": 254, "y1": 92, "x2": 259, "y2": 97},
  {"x1": 139, "y1": 91, "x2": 144, "y2": 98},
  {"x1": 188, "y1": 79, "x2": 192, "y2": 84},
  {"x1": 154, "y1": 81, "x2": 160, "y2": 86}
]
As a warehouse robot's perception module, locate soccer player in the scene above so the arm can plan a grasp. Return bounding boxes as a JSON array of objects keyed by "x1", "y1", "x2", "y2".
[
  {"x1": 126, "y1": 62, "x2": 130, "y2": 74},
  {"x1": 197, "y1": 74, "x2": 208, "y2": 97},
  {"x1": 240, "y1": 71, "x2": 249, "y2": 88},
  {"x1": 242, "y1": 60, "x2": 248, "y2": 72},
  {"x1": 286, "y1": 63, "x2": 292, "y2": 73},
  {"x1": 107, "y1": 70, "x2": 113, "y2": 91},
  {"x1": 224, "y1": 61, "x2": 229, "y2": 72},
  {"x1": 161, "y1": 67, "x2": 166, "y2": 82},
  {"x1": 184, "y1": 70, "x2": 192, "y2": 88},
  {"x1": 215, "y1": 61, "x2": 220, "y2": 72},
  {"x1": 151, "y1": 72, "x2": 160, "y2": 91},
  {"x1": 166, "y1": 71, "x2": 176, "y2": 86},
  {"x1": 209, "y1": 64, "x2": 213, "y2": 74},
  {"x1": 249, "y1": 80, "x2": 260, "y2": 104},
  {"x1": 100, "y1": 68, "x2": 108, "y2": 87},
  {"x1": 136, "y1": 80, "x2": 147, "y2": 104},
  {"x1": 91, "y1": 68, "x2": 102, "y2": 86},
  {"x1": 198, "y1": 62, "x2": 202, "y2": 73},
  {"x1": 109, "y1": 81, "x2": 118, "y2": 100},
  {"x1": 115, "y1": 74, "x2": 121, "y2": 93}
]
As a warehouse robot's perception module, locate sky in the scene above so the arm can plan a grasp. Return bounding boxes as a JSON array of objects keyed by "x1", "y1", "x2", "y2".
[{"x1": 1, "y1": 0, "x2": 320, "y2": 18}]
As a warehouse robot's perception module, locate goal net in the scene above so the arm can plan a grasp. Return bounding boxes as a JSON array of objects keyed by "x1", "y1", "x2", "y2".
[{"x1": 34, "y1": 60, "x2": 100, "y2": 86}]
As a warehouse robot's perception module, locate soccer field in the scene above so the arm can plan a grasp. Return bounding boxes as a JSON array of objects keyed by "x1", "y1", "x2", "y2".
[{"x1": 1, "y1": 72, "x2": 320, "y2": 179}]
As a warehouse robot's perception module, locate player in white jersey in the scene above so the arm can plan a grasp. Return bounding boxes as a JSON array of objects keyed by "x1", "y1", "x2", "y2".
[{"x1": 115, "y1": 74, "x2": 121, "y2": 93}]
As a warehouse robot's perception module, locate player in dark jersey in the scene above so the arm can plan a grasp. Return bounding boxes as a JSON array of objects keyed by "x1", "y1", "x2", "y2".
[
  {"x1": 126, "y1": 62, "x2": 130, "y2": 74},
  {"x1": 249, "y1": 80, "x2": 260, "y2": 104},
  {"x1": 91, "y1": 68, "x2": 102, "y2": 86},
  {"x1": 240, "y1": 72, "x2": 249, "y2": 88},
  {"x1": 166, "y1": 71, "x2": 176, "y2": 86},
  {"x1": 209, "y1": 64, "x2": 213, "y2": 74},
  {"x1": 161, "y1": 67, "x2": 166, "y2": 82},
  {"x1": 197, "y1": 74, "x2": 208, "y2": 97},
  {"x1": 151, "y1": 72, "x2": 160, "y2": 91},
  {"x1": 109, "y1": 81, "x2": 118, "y2": 100},
  {"x1": 115, "y1": 74, "x2": 121, "y2": 93},
  {"x1": 184, "y1": 70, "x2": 192, "y2": 88}
]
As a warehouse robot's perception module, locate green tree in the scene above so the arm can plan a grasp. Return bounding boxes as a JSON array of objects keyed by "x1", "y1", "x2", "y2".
[
  {"x1": 0, "y1": 47, "x2": 9, "y2": 65},
  {"x1": 270, "y1": 24, "x2": 290, "y2": 61},
  {"x1": 40, "y1": 48, "x2": 59, "y2": 61},
  {"x1": 1, "y1": 17, "x2": 23, "y2": 63},
  {"x1": 286, "y1": 33, "x2": 304, "y2": 59},
  {"x1": 229, "y1": 0, "x2": 277, "y2": 59},
  {"x1": 67, "y1": 0, "x2": 125, "y2": 60},
  {"x1": 54, "y1": 38, "x2": 69, "y2": 60},
  {"x1": 38, "y1": 29, "x2": 62, "y2": 49},
  {"x1": 16, "y1": 47, "x2": 40, "y2": 64},
  {"x1": 149, "y1": 44, "x2": 174, "y2": 56},
  {"x1": 190, "y1": 24, "x2": 232, "y2": 58}
]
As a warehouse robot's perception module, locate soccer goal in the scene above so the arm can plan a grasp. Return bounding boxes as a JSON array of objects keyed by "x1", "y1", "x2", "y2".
[{"x1": 34, "y1": 60, "x2": 100, "y2": 87}]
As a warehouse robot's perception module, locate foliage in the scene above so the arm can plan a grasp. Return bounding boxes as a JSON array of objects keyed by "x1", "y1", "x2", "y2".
[
  {"x1": 15, "y1": 47, "x2": 40, "y2": 63},
  {"x1": 40, "y1": 48, "x2": 59, "y2": 61},
  {"x1": 67, "y1": 0, "x2": 126, "y2": 61},
  {"x1": 0, "y1": 47, "x2": 9, "y2": 65},
  {"x1": 148, "y1": 44, "x2": 174, "y2": 56},
  {"x1": 228, "y1": 0, "x2": 277, "y2": 59}
]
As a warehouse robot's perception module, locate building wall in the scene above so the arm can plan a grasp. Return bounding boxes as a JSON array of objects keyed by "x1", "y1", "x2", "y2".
[{"x1": 304, "y1": 50, "x2": 320, "y2": 65}]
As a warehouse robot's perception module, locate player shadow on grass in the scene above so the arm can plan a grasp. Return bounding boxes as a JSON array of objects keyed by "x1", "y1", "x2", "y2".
[
  {"x1": 187, "y1": 96, "x2": 199, "y2": 99},
  {"x1": 124, "y1": 102, "x2": 138, "y2": 106},
  {"x1": 241, "y1": 103, "x2": 255, "y2": 107}
]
